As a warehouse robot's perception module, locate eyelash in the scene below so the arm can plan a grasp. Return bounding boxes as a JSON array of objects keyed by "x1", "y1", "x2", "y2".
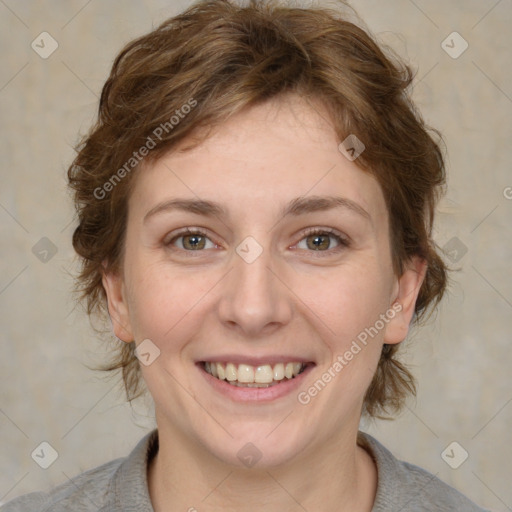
[
  {"x1": 165, "y1": 227, "x2": 350, "y2": 256},
  {"x1": 298, "y1": 227, "x2": 350, "y2": 255}
]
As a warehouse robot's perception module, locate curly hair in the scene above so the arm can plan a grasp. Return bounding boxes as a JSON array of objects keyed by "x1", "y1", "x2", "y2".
[{"x1": 68, "y1": 0, "x2": 448, "y2": 418}]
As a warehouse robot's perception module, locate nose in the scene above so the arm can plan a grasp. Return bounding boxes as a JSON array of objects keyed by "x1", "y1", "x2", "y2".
[{"x1": 217, "y1": 243, "x2": 293, "y2": 338}]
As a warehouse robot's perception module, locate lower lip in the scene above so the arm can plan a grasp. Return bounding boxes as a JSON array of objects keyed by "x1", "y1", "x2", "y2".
[{"x1": 198, "y1": 363, "x2": 315, "y2": 402}]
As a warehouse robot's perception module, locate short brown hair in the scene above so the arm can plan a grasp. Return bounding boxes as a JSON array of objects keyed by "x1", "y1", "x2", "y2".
[{"x1": 68, "y1": 0, "x2": 448, "y2": 418}]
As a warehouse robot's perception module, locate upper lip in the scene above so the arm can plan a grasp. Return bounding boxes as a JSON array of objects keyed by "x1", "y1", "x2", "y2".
[{"x1": 197, "y1": 355, "x2": 315, "y2": 366}]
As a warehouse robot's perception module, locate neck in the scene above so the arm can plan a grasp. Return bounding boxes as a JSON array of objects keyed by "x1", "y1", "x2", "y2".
[{"x1": 147, "y1": 422, "x2": 377, "y2": 512}]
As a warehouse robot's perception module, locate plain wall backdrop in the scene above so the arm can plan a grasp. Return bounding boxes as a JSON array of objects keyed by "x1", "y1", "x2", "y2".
[{"x1": 1, "y1": 0, "x2": 511, "y2": 509}]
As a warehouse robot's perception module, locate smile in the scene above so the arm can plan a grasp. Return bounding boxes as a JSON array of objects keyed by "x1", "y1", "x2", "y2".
[{"x1": 203, "y1": 361, "x2": 307, "y2": 388}]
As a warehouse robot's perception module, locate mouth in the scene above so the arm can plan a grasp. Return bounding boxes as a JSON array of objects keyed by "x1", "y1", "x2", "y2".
[{"x1": 202, "y1": 361, "x2": 310, "y2": 388}]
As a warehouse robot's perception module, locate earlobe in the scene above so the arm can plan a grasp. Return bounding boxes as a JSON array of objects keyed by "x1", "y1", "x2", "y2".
[
  {"x1": 384, "y1": 256, "x2": 428, "y2": 345},
  {"x1": 101, "y1": 266, "x2": 134, "y2": 343}
]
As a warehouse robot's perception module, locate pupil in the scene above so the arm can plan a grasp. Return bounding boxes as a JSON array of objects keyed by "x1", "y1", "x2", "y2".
[
  {"x1": 309, "y1": 234, "x2": 329, "y2": 250},
  {"x1": 185, "y1": 235, "x2": 205, "y2": 250}
]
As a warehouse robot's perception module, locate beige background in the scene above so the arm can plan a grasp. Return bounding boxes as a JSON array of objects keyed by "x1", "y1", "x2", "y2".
[{"x1": 1, "y1": 0, "x2": 511, "y2": 509}]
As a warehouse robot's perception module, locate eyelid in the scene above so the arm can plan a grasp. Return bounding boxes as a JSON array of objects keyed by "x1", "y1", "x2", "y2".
[
  {"x1": 164, "y1": 227, "x2": 220, "y2": 249},
  {"x1": 299, "y1": 226, "x2": 349, "y2": 243}
]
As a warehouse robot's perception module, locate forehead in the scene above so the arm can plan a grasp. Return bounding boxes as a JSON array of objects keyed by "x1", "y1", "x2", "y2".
[{"x1": 130, "y1": 95, "x2": 387, "y2": 225}]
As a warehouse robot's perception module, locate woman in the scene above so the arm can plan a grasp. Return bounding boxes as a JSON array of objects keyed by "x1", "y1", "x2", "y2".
[{"x1": 3, "y1": 0, "x2": 488, "y2": 510}]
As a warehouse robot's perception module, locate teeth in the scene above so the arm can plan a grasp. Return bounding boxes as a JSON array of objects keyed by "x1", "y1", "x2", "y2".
[
  {"x1": 273, "y1": 363, "x2": 285, "y2": 381},
  {"x1": 225, "y1": 363, "x2": 237, "y2": 382},
  {"x1": 228, "y1": 381, "x2": 274, "y2": 388},
  {"x1": 204, "y1": 361, "x2": 306, "y2": 385},
  {"x1": 238, "y1": 364, "x2": 254, "y2": 383},
  {"x1": 254, "y1": 365, "x2": 273, "y2": 383}
]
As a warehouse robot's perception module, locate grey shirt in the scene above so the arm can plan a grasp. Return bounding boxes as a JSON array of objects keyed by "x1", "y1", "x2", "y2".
[{"x1": 1, "y1": 429, "x2": 488, "y2": 511}]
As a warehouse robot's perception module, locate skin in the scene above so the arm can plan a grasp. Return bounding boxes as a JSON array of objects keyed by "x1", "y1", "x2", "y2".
[{"x1": 103, "y1": 94, "x2": 426, "y2": 512}]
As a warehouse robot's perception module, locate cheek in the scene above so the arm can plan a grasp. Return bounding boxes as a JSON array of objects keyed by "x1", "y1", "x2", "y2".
[
  {"x1": 124, "y1": 259, "x2": 216, "y2": 344},
  {"x1": 296, "y1": 261, "x2": 392, "y2": 348}
]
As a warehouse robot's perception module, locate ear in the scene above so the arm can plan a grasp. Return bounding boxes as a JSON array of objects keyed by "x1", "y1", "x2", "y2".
[
  {"x1": 384, "y1": 256, "x2": 428, "y2": 344},
  {"x1": 102, "y1": 264, "x2": 134, "y2": 343}
]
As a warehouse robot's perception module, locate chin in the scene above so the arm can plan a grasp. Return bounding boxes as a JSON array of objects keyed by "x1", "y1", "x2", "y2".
[{"x1": 196, "y1": 419, "x2": 315, "y2": 469}]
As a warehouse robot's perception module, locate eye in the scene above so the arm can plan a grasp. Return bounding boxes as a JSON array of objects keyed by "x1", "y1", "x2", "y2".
[
  {"x1": 295, "y1": 228, "x2": 349, "y2": 253},
  {"x1": 165, "y1": 227, "x2": 348, "y2": 254},
  {"x1": 166, "y1": 229, "x2": 217, "y2": 251}
]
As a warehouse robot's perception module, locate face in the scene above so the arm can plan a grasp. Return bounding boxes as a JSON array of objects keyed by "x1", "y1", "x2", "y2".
[{"x1": 103, "y1": 94, "x2": 425, "y2": 468}]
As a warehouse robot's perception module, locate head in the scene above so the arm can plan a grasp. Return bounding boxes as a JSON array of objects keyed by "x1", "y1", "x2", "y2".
[{"x1": 68, "y1": 0, "x2": 447, "y2": 466}]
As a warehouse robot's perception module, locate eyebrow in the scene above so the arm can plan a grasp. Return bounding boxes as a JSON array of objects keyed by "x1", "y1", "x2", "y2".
[
  {"x1": 143, "y1": 195, "x2": 371, "y2": 224},
  {"x1": 280, "y1": 195, "x2": 371, "y2": 221}
]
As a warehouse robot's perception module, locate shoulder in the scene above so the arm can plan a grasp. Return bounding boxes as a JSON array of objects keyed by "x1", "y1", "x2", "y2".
[
  {"x1": 358, "y1": 432, "x2": 490, "y2": 512},
  {"x1": 1, "y1": 457, "x2": 123, "y2": 512},
  {"x1": 1, "y1": 429, "x2": 158, "y2": 512}
]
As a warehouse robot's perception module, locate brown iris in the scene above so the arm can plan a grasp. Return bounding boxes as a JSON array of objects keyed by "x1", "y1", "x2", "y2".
[
  {"x1": 182, "y1": 234, "x2": 207, "y2": 250},
  {"x1": 306, "y1": 233, "x2": 331, "y2": 250}
]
